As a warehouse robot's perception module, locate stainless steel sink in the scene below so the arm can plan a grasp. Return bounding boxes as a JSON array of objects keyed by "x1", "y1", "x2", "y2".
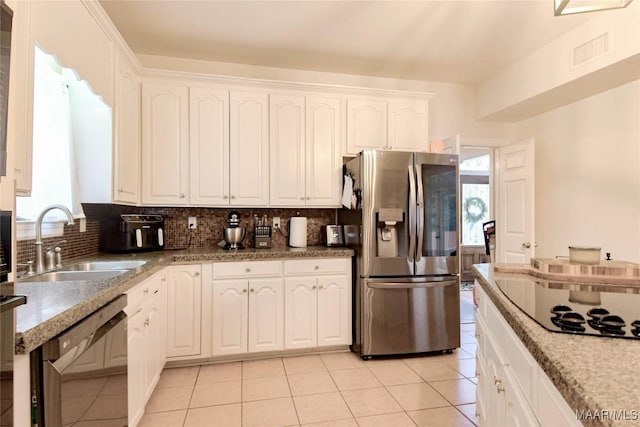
[
  {"x1": 28, "y1": 270, "x2": 129, "y2": 281},
  {"x1": 65, "y1": 260, "x2": 147, "y2": 271}
]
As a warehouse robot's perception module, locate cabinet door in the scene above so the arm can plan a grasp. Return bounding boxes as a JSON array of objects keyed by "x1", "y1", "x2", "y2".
[
  {"x1": 212, "y1": 279, "x2": 249, "y2": 355},
  {"x1": 317, "y1": 275, "x2": 351, "y2": 346},
  {"x1": 141, "y1": 82, "x2": 189, "y2": 205},
  {"x1": 229, "y1": 90, "x2": 269, "y2": 206},
  {"x1": 306, "y1": 95, "x2": 342, "y2": 206},
  {"x1": 269, "y1": 94, "x2": 305, "y2": 206},
  {"x1": 248, "y1": 278, "x2": 284, "y2": 353},
  {"x1": 113, "y1": 52, "x2": 141, "y2": 204},
  {"x1": 284, "y1": 277, "x2": 317, "y2": 349},
  {"x1": 387, "y1": 99, "x2": 428, "y2": 152},
  {"x1": 346, "y1": 97, "x2": 387, "y2": 155},
  {"x1": 127, "y1": 312, "x2": 145, "y2": 427},
  {"x1": 166, "y1": 265, "x2": 202, "y2": 358},
  {"x1": 190, "y1": 87, "x2": 230, "y2": 205},
  {"x1": 144, "y1": 296, "x2": 162, "y2": 401}
]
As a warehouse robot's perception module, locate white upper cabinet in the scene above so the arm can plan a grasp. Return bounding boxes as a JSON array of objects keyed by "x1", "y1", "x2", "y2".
[
  {"x1": 189, "y1": 86, "x2": 229, "y2": 206},
  {"x1": 113, "y1": 51, "x2": 141, "y2": 205},
  {"x1": 141, "y1": 81, "x2": 189, "y2": 205},
  {"x1": 346, "y1": 97, "x2": 387, "y2": 154},
  {"x1": 229, "y1": 90, "x2": 270, "y2": 206},
  {"x1": 345, "y1": 96, "x2": 430, "y2": 155},
  {"x1": 270, "y1": 94, "x2": 306, "y2": 206},
  {"x1": 270, "y1": 93, "x2": 342, "y2": 207},
  {"x1": 388, "y1": 99, "x2": 428, "y2": 152}
]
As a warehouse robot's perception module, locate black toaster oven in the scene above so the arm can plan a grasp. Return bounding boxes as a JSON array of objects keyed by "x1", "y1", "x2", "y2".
[{"x1": 100, "y1": 214, "x2": 164, "y2": 253}]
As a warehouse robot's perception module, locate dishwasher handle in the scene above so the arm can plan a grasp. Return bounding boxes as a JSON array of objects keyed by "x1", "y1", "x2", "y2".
[
  {"x1": 42, "y1": 295, "x2": 126, "y2": 361},
  {"x1": 367, "y1": 279, "x2": 458, "y2": 290}
]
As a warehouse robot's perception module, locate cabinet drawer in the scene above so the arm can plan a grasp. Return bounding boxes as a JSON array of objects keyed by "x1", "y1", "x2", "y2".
[
  {"x1": 125, "y1": 275, "x2": 162, "y2": 315},
  {"x1": 213, "y1": 260, "x2": 282, "y2": 278},
  {"x1": 284, "y1": 258, "x2": 349, "y2": 275}
]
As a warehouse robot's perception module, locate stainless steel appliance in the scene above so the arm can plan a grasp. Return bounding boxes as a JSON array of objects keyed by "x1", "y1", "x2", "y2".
[
  {"x1": 31, "y1": 295, "x2": 128, "y2": 426},
  {"x1": 496, "y1": 276, "x2": 640, "y2": 339},
  {"x1": 100, "y1": 214, "x2": 164, "y2": 253},
  {"x1": 324, "y1": 225, "x2": 344, "y2": 247},
  {"x1": 339, "y1": 150, "x2": 460, "y2": 358},
  {"x1": 1, "y1": 286, "x2": 27, "y2": 427},
  {"x1": 223, "y1": 211, "x2": 246, "y2": 250}
]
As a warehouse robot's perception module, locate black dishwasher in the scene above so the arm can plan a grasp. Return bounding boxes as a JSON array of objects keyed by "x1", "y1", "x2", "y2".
[{"x1": 31, "y1": 295, "x2": 128, "y2": 427}]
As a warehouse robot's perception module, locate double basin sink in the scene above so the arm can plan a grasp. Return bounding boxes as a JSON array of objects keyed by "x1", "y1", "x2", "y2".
[{"x1": 21, "y1": 260, "x2": 147, "y2": 282}]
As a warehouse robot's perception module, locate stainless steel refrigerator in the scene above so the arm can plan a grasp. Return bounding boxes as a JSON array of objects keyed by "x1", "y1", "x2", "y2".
[{"x1": 339, "y1": 150, "x2": 460, "y2": 358}]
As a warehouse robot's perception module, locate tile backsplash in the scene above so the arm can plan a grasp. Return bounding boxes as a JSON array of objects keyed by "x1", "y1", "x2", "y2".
[{"x1": 16, "y1": 204, "x2": 337, "y2": 267}]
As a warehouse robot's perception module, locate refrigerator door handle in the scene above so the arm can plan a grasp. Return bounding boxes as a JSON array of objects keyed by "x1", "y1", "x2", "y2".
[
  {"x1": 408, "y1": 165, "x2": 416, "y2": 264},
  {"x1": 368, "y1": 279, "x2": 458, "y2": 289},
  {"x1": 416, "y1": 165, "x2": 425, "y2": 262}
]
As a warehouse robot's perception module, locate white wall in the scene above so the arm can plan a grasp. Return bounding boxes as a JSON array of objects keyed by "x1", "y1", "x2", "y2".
[
  {"x1": 515, "y1": 80, "x2": 640, "y2": 262},
  {"x1": 138, "y1": 54, "x2": 516, "y2": 142}
]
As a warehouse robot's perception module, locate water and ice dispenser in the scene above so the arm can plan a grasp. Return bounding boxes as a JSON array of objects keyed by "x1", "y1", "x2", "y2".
[{"x1": 376, "y1": 208, "x2": 405, "y2": 258}]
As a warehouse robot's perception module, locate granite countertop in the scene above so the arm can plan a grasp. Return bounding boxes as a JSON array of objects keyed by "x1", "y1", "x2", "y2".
[
  {"x1": 473, "y1": 263, "x2": 640, "y2": 427},
  {"x1": 14, "y1": 246, "x2": 353, "y2": 354}
]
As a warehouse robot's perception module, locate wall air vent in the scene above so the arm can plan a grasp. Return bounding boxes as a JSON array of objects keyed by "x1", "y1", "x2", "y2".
[{"x1": 573, "y1": 32, "x2": 610, "y2": 67}]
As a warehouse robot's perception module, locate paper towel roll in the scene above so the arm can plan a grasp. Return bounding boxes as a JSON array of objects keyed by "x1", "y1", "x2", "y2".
[{"x1": 289, "y1": 216, "x2": 308, "y2": 248}]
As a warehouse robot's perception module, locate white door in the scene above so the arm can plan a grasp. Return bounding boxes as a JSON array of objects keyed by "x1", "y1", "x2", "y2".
[
  {"x1": 229, "y1": 90, "x2": 269, "y2": 206},
  {"x1": 284, "y1": 277, "x2": 317, "y2": 349},
  {"x1": 189, "y1": 87, "x2": 230, "y2": 205},
  {"x1": 306, "y1": 95, "x2": 342, "y2": 206},
  {"x1": 166, "y1": 265, "x2": 202, "y2": 358},
  {"x1": 113, "y1": 52, "x2": 140, "y2": 204},
  {"x1": 345, "y1": 97, "x2": 387, "y2": 155},
  {"x1": 212, "y1": 279, "x2": 248, "y2": 355},
  {"x1": 317, "y1": 275, "x2": 351, "y2": 346},
  {"x1": 127, "y1": 311, "x2": 146, "y2": 427},
  {"x1": 248, "y1": 278, "x2": 284, "y2": 353},
  {"x1": 388, "y1": 99, "x2": 428, "y2": 152},
  {"x1": 141, "y1": 82, "x2": 189, "y2": 205},
  {"x1": 269, "y1": 94, "x2": 305, "y2": 206},
  {"x1": 497, "y1": 139, "x2": 535, "y2": 263}
]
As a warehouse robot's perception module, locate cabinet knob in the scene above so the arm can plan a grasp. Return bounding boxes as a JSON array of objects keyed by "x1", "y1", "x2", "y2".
[
  {"x1": 118, "y1": 188, "x2": 124, "y2": 192},
  {"x1": 306, "y1": 197, "x2": 311, "y2": 200},
  {"x1": 143, "y1": 288, "x2": 149, "y2": 295},
  {"x1": 246, "y1": 268, "x2": 251, "y2": 273},
  {"x1": 194, "y1": 272, "x2": 200, "y2": 277},
  {"x1": 250, "y1": 288, "x2": 255, "y2": 293},
  {"x1": 231, "y1": 195, "x2": 236, "y2": 199},
  {"x1": 144, "y1": 318, "x2": 150, "y2": 327},
  {"x1": 243, "y1": 289, "x2": 247, "y2": 293},
  {"x1": 223, "y1": 195, "x2": 229, "y2": 199},
  {"x1": 180, "y1": 194, "x2": 185, "y2": 198},
  {"x1": 496, "y1": 381, "x2": 504, "y2": 394},
  {"x1": 314, "y1": 265, "x2": 319, "y2": 270},
  {"x1": 300, "y1": 197, "x2": 305, "y2": 200},
  {"x1": 318, "y1": 285, "x2": 324, "y2": 290},
  {"x1": 312, "y1": 285, "x2": 317, "y2": 290}
]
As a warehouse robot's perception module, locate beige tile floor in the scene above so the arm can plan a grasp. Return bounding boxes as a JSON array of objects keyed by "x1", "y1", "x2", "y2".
[{"x1": 140, "y1": 291, "x2": 478, "y2": 427}]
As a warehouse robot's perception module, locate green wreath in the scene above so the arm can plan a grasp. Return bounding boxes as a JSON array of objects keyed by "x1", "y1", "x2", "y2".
[{"x1": 464, "y1": 197, "x2": 487, "y2": 224}]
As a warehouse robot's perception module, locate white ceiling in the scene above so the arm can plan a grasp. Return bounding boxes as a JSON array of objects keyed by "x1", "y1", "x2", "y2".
[{"x1": 99, "y1": 0, "x2": 597, "y2": 84}]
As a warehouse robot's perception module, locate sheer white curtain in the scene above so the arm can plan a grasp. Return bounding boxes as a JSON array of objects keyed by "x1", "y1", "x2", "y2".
[{"x1": 16, "y1": 48, "x2": 80, "y2": 221}]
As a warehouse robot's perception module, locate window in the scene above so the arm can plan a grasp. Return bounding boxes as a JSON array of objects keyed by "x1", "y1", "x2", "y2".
[
  {"x1": 460, "y1": 150, "x2": 492, "y2": 246},
  {"x1": 16, "y1": 46, "x2": 110, "y2": 239}
]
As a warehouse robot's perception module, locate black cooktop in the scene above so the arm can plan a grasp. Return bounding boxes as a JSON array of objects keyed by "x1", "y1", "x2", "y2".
[{"x1": 495, "y1": 276, "x2": 640, "y2": 340}]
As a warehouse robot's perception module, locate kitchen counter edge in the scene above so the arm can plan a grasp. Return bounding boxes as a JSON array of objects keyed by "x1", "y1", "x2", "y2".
[
  {"x1": 15, "y1": 246, "x2": 354, "y2": 354},
  {"x1": 473, "y1": 263, "x2": 640, "y2": 427}
]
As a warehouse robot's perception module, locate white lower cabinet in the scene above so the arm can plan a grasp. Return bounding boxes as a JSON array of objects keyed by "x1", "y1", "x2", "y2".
[
  {"x1": 284, "y1": 259, "x2": 351, "y2": 349},
  {"x1": 475, "y1": 282, "x2": 581, "y2": 427},
  {"x1": 211, "y1": 261, "x2": 284, "y2": 356},
  {"x1": 166, "y1": 264, "x2": 203, "y2": 359},
  {"x1": 126, "y1": 271, "x2": 167, "y2": 427}
]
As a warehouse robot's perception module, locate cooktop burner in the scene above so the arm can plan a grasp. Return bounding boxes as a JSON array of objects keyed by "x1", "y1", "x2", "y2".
[{"x1": 495, "y1": 276, "x2": 640, "y2": 340}]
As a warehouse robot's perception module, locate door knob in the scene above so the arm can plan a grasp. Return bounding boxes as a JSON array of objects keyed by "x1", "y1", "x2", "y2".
[{"x1": 522, "y1": 242, "x2": 531, "y2": 249}]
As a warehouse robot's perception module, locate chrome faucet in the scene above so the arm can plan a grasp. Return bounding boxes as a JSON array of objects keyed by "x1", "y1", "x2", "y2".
[{"x1": 35, "y1": 205, "x2": 75, "y2": 274}]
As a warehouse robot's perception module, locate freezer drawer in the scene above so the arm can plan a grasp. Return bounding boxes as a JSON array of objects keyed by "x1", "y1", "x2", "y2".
[{"x1": 360, "y1": 277, "x2": 460, "y2": 357}]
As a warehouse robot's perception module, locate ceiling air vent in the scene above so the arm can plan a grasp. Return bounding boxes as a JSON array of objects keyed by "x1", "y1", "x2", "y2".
[{"x1": 573, "y1": 32, "x2": 610, "y2": 67}]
